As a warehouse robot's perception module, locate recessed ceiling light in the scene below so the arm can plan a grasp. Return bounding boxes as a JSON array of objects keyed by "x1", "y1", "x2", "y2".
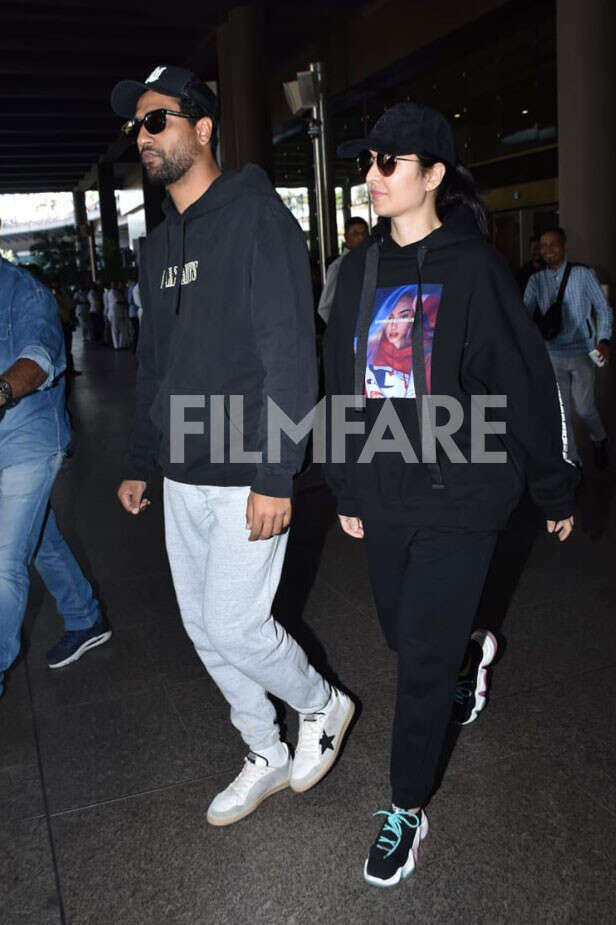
[{"x1": 521, "y1": 108, "x2": 529, "y2": 115}]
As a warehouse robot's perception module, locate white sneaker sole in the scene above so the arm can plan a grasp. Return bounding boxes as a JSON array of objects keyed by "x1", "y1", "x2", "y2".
[
  {"x1": 363, "y1": 814, "x2": 429, "y2": 887},
  {"x1": 47, "y1": 630, "x2": 112, "y2": 669},
  {"x1": 460, "y1": 630, "x2": 498, "y2": 726},
  {"x1": 290, "y1": 696, "x2": 355, "y2": 793},
  {"x1": 206, "y1": 778, "x2": 290, "y2": 827}
]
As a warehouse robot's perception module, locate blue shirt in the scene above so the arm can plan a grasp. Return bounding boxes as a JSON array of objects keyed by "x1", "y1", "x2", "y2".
[
  {"x1": 524, "y1": 262, "x2": 613, "y2": 356},
  {"x1": 0, "y1": 258, "x2": 71, "y2": 469}
]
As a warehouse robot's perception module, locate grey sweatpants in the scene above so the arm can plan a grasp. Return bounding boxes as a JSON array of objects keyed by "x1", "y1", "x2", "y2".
[
  {"x1": 163, "y1": 479, "x2": 330, "y2": 752},
  {"x1": 550, "y1": 353, "x2": 606, "y2": 463}
]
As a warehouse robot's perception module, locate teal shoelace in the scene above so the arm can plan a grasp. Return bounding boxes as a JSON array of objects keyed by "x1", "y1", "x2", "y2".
[
  {"x1": 373, "y1": 810, "x2": 420, "y2": 858},
  {"x1": 454, "y1": 679, "x2": 474, "y2": 703}
]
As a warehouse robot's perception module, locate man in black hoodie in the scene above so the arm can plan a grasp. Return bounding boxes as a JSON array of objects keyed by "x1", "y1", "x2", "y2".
[{"x1": 112, "y1": 67, "x2": 354, "y2": 826}]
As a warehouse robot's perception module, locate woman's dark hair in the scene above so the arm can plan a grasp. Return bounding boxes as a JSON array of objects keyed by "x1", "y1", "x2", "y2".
[
  {"x1": 416, "y1": 154, "x2": 488, "y2": 238},
  {"x1": 179, "y1": 92, "x2": 219, "y2": 152}
]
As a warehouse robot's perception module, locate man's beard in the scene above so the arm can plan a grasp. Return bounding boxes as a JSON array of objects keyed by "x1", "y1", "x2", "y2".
[{"x1": 142, "y1": 141, "x2": 197, "y2": 186}]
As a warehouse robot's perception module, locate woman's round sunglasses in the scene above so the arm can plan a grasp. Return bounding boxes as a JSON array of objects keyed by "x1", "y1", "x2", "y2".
[
  {"x1": 121, "y1": 108, "x2": 193, "y2": 141},
  {"x1": 357, "y1": 150, "x2": 420, "y2": 178}
]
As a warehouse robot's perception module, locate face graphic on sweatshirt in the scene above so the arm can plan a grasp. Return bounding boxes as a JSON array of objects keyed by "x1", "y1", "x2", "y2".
[{"x1": 355, "y1": 284, "x2": 442, "y2": 399}]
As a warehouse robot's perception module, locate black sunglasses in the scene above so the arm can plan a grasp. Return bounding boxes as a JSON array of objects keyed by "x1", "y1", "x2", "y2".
[
  {"x1": 357, "y1": 150, "x2": 420, "y2": 178},
  {"x1": 121, "y1": 108, "x2": 192, "y2": 141}
]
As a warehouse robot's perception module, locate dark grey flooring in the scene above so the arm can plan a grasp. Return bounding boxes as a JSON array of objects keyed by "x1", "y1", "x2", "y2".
[{"x1": 2, "y1": 335, "x2": 615, "y2": 925}]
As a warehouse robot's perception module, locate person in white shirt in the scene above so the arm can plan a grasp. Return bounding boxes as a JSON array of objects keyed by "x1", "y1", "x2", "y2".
[
  {"x1": 87, "y1": 282, "x2": 104, "y2": 344},
  {"x1": 73, "y1": 279, "x2": 91, "y2": 341},
  {"x1": 108, "y1": 280, "x2": 131, "y2": 349},
  {"x1": 317, "y1": 216, "x2": 368, "y2": 324}
]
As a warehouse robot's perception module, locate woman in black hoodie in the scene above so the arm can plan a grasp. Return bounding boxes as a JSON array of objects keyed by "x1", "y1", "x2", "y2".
[{"x1": 323, "y1": 102, "x2": 577, "y2": 888}]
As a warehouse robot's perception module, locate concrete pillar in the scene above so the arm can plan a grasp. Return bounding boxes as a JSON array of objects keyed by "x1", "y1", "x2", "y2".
[
  {"x1": 215, "y1": 4, "x2": 273, "y2": 177},
  {"x1": 72, "y1": 190, "x2": 91, "y2": 276},
  {"x1": 142, "y1": 167, "x2": 165, "y2": 234},
  {"x1": 557, "y1": 0, "x2": 616, "y2": 289},
  {"x1": 96, "y1": 160, "x2": 121, "y2": 275}
]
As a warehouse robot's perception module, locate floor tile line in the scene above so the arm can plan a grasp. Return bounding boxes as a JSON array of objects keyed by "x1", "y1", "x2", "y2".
[
  {"x1": 492, "y1": 659, "x2": 616, "y2": 703},
  {"x1": 29, "y1": 681, "x2": 173, "y2": 716},
  {"x1": 48, "y1": 765, "x2": 239, "y2": 818},
  {"x1": 552, "y1": 763, "x2": 616, "y2": 823},
  {"x1": 23, "y1": 654, "x2": 68, "y2": 925},
  {"x1": 162, "y1": 681, "x2": 190, "y2": 734},
  {"x1": 319, "y1": 575, "x2": 373, "y2": 617}
]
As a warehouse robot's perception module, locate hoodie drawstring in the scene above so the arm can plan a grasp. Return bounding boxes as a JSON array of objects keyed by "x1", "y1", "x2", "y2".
[
  {"x1": 172, "y1": 219, "x2": 186, "y2": 316},
  {"x1": 412, "y1": 246, "x2": 444, "y2": 489},
  {"x1": 354, "y1": 242, "x2": 380, "y2": 404}
]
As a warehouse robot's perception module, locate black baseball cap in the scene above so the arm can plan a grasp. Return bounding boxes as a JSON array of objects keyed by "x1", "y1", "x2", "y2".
[
  {"x1": 110, "y1": 65, "x2": 218, "y2": 121},
  {"x1": 338, "y1": 102, "x2": 456, "y2": 166}
]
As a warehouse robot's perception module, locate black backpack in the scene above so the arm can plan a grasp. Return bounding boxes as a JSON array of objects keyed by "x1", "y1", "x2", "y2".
[{"x1": 533, "y1": 262, "x2": 572, "y2": 341}]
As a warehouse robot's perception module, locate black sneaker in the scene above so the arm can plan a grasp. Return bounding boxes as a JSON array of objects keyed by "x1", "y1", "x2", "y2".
[
  {"x1": 452, "y1": 629, "x2": 498, "y2": 726},
  {"x1": 364, "y1": 807, "x2": 428, "y2": 887}
]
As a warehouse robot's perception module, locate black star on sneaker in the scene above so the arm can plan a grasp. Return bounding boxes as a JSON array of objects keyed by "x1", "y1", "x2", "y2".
[
  {"x1": 364, "y1": 807, "x2": 428, "y2": 887},
  {"x1": 319, "y1": 730, "x2": 335, "y2": 754}
]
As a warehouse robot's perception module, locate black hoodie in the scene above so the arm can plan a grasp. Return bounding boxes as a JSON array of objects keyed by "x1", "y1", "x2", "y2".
[
  {"x1": 323, "y1": 206, "x2": 578, "y2": 529},
  {"x1": 125, "y1": 165, "x2": 317, "y2": 497}
]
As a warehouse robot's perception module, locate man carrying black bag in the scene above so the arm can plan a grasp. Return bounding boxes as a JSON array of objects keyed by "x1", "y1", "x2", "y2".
[{"x1": 524, "y1": 227, "x2": 613, "y2": 469}]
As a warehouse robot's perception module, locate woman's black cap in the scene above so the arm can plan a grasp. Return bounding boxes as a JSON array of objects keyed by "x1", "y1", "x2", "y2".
[{"x1": 337, "y1": 102, "x2": 456, "y2": 166}]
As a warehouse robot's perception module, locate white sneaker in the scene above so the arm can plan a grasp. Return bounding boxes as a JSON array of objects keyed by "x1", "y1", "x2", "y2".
[
  {"x1": 206, "y1": 748, "x2": 291, "y2": 827},
  {"x1": 290, "y1": 688, "x2": 355, "y2": 793}
]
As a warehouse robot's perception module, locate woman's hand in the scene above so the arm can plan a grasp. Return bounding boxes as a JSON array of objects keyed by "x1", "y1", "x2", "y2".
[
  {"x1": 339, "y1": 515, "x2": 364, "y2": 539},
  {"x1": 547, "y1": 516, "x2": 574, "y2": 542}
]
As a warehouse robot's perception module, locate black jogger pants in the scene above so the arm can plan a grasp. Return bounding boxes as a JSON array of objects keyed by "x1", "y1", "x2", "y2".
[{"x1": 363, "y1": 521, "x2": 498, "y2": 809}]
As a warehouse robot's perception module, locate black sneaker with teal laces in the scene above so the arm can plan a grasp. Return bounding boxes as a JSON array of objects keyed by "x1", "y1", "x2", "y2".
[
  {"x1": 364, "y1": 806, "x2": 429, "y2": 887},
  {"x1": 452, "y1": 629, "x2": 498, "y2": 726}
]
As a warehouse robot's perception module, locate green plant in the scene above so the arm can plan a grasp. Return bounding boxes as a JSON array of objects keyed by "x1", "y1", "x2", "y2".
[{"x1": 30, "y1": 229, "x2": 80, "y2": 286}]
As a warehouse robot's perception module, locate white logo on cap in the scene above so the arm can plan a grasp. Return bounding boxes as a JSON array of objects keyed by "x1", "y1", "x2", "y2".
[{"x1": 146, "y1": 66, "x2": 167, "y2": 84}]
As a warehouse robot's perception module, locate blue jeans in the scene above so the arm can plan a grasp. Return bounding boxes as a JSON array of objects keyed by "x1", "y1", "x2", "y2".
[{"x1": 0, "y1": 451, "x2": 100, "y2": 691}]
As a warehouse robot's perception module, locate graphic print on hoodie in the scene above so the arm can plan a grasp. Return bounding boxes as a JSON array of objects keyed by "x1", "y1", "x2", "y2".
[
  {"x1": 323, "y1": 207, "x2": 579, "y2": 529},
  {"x1": 355, "y1": 283, "x2": 443, "y2": 398}
]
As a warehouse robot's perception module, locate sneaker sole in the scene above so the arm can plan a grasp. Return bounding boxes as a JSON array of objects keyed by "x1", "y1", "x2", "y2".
[
  {"x1": 47, "y1": 631, "x2": 112, "y2": 669},
  {"x1": 206, "y1": 779, "x2": 290, "y2": 827},
  {"x1": 363, "y1": 814, "x2": 429, "y2": 887},
  {"x1": 290, "y1": 697, "x2": 356, "y2": 793},
  {"x1": 459, "y1": 630, "x2": 498, "y2": 726}
]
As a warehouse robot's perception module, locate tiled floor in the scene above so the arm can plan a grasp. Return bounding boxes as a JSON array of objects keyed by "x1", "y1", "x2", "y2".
[{"x1": 2, "y1": 335, "x2": 615, "y2": 924}]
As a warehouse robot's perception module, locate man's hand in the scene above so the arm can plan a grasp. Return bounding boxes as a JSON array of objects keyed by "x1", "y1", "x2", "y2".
[
  {"x1": 547, "y1": 516, "x2": 574, "y2": 542},
  {"x1": 597, "y1": 341, "x2": 611, "y2": 365},
  {"x1": 246, "y1": 491, "x2": 291, "y2": 541},
  {"x1": 117, "y1": 479, "x2": 150, "y2": 515},
  {"x1": 339, "y1": 515, "x2": 364, "y2": 539},
  {"x1": 1, "y1": 359, "x2": 46, "y2": 401}
]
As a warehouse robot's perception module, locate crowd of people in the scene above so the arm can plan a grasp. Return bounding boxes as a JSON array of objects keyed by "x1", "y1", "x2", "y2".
[
  {"x1": 66, "y1": 276, "x2": 142, "y2": 355},
  {"x1": 0, "y1": 62, "x2": 612, "y2": 895}
]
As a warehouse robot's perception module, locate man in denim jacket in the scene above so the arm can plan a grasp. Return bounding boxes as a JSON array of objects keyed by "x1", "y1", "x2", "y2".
[{"x1": 0, "y1": 257, "x2": 109, "y2": 698}]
